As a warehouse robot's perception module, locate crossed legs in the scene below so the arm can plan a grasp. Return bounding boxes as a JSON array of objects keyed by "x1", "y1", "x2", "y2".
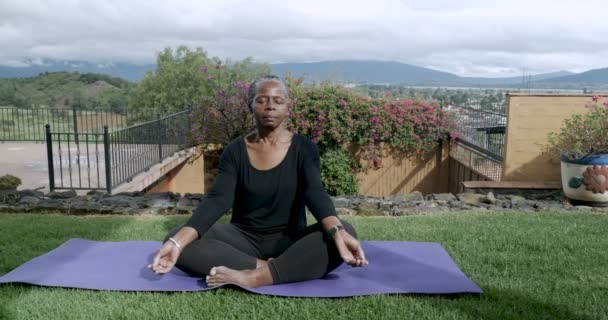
[{"x1": 164, "y1": 221, "x2": 357, "y2": 288}]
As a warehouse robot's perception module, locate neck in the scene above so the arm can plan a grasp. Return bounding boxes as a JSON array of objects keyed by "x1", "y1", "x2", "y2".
[{"x1": 254, "y1": 124, "x2": 289, "y2": 144}]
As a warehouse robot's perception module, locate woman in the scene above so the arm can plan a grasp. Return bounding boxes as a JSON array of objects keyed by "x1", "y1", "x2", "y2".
[{"x1": 148, "y1": 75, "x2": 368, "y2": 288}]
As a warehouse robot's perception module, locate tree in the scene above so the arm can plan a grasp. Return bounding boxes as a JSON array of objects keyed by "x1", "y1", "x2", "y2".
[
  {"x1": 0, "y1": 82, "x2": 16, "y2": 107},
  {"x1": 128, "y1": 46, "x2": 271, "y2": 114}
]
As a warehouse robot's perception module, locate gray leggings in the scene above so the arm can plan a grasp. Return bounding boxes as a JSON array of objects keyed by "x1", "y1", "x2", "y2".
[{"x1": 164, "y1": 221, "x2": 357, "y2": 284}]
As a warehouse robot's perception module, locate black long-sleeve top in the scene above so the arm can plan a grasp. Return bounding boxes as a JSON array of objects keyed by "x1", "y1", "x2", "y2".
[{"x1": 185, "y1": 133, "x2": 337, "y2": 237}]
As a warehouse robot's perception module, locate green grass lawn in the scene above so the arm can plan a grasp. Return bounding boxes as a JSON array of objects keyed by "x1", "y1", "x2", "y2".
[{"x1": 1, "y1": 211, "x2": 607, "y2": 320}]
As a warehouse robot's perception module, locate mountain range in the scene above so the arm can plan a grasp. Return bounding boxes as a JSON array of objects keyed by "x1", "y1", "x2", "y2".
[
  {"x1": 270, "y1": 61, "x2": 580, "y2": 87},
  {"x1": 0, "y1": 61, "x2": 154, "y2": 82},
  {"x1": 1, "y1": 59, "x2": 607, "y2": 89}
]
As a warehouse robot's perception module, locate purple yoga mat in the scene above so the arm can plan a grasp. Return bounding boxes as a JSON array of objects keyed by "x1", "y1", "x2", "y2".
[{"x1": 0, "y1": 239, "x2": 481, "y2": 297}]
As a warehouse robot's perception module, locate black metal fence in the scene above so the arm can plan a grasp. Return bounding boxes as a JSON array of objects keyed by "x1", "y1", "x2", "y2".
[
  {"x1": 449, "y1": 138, "x2": 503, "y2": 183},
  {"x1": 46, "y1": 109, "x2": 192, "y2": 193},
  {"x1": 449, "y1": 103, "x2": 507, "y2": 161},
  {"x1": 46, "y1": 125, "x2": 111, "y2": 193},
  {"x1": 109, "y1": 110, "x2": 191, "y2": 188},
  {"x1": 447, "y1": 102, "x2": 507, "y2": 183},
  {"x1": 1, "y1": 107, "x2": 162, "y2": 142}
]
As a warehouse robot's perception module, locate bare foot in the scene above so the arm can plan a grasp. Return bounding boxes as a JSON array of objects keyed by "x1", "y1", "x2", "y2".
[
  {"x1": 206, "y1": 266, "x2": 272, "y2": 288},
  {"x1": 255, "y1": 259, "x2": 267, "y2": 269},
  {"x1": 255, "y1": 257, "x2": 274, "y2": 269}
]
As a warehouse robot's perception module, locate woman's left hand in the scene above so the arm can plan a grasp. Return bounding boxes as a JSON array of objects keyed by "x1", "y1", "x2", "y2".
[{"x1": 334, "y1": 231, "x2": 369, "y2": 267}]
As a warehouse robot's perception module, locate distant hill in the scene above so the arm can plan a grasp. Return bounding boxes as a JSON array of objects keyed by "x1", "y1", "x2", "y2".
[
  {"x1": 271, "y1": 60, "x2": 462, "y2": 85},
  {"x1": 270, "y1": 60, "x2": 577, "y2": 87},
  {"x1": 1, "y1": 59, "x2": 607, "y2": 89},
  {"x1": 536, "y1": 67, "x2": 608, "y2": 85},
  {"x1": 461, "y1": 71, "x2": 574, "y2": 86},
  {"x1": 0, "y1": 72, "x2": 134, "y2": 109},
  {"x1": 0, "y1": 60, "x2": 155, "y2": 82}
]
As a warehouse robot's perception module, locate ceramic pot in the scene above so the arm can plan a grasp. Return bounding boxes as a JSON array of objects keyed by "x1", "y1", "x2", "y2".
[{"x1": 561, "y1": 153, "x2": 608, "y2": 207}]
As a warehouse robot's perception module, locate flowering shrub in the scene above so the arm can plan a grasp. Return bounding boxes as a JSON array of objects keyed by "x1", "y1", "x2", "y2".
[
  {"x1": 286, "y1": 77, "x2": 456, "y2": 168},
  {"x1": 189, "y1": 64, "x2": 256, "y2": 157},
  {"x1": 286, "y1": 78, "x2": 368, "y2": 148},
  {"x1": 358, "y1": 99, "x2": 455, "y2": 162},
  {"x1": 545, "y1": 95, "x2": 608, "y2": 160}
]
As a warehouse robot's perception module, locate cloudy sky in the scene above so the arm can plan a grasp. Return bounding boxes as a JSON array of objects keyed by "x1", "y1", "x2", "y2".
[{"x1": 1, "y1": 0, "x2": 607, "y2": 77}]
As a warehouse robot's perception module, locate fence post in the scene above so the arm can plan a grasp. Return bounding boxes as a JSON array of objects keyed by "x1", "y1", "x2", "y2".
[
  {"x1": 157, "y1": 113, "x2": 163, "y2": 162},
  {"x1": 186, "y1": 107, "x2": 193, "y2": 147},
  {"x1": 72, "y1": 106, "x2": 79, "y2": 145},
  {"x1": 45, "y1": 124, "x2": 55, "y2": 192},
  {"x1": 103, "y1": 126, "x2": 112, "y2": 194}
]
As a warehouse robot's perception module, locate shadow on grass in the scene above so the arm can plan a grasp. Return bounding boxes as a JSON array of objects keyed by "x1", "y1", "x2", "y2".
[{"x1": 432, "y1": 285, "x2": 590, "y2": 320}]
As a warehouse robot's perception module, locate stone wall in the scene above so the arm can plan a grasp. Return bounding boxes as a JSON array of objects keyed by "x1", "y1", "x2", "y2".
[{"x1": 2, "y1": 188, "x2": 604, "y2": 216}]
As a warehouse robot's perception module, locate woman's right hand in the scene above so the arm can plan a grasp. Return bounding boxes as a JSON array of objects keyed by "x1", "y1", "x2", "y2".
[{"x1": 148, "y1": 241, "x2": 180, "y2": 274}]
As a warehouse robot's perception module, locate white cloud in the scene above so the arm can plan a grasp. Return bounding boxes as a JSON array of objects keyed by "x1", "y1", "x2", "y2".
[{"x1": 0, "y1": 0, "x2": 607, "y2": 76}]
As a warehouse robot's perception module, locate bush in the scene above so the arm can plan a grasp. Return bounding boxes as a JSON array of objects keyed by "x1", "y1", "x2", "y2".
[
  {"x1": 319, "y1": 147, "x2": 359, "y2": 196},
  {"x1": 0, "y1": 174, "x2": 22, "y2": 190},
  {"x1": 545, "y1": 95, "x2": 608, "y2": 160},
  {"x1": 189, "y1": 74, "x2": 254, "y2": 157},
  {"x1": 286, "y1": 76, "x2": 456, "y2": 167}
]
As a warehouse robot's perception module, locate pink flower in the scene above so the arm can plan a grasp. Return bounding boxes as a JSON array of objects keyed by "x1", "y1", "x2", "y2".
[
  {"x1": 370, "y1": 116, "x2": 382, "y2": 126},
  {"x1": 592, "y1": 95, "x2": 603, "y2": 102},
  {"x1": 232, "y1": 82, "x2": 248, "y2": 90},
  {"x1": 316, "y1": 113, "x2": 326, "y2": 122},
  {"x1": 449, "y1": 131, "x2": 462, "y2": 140}
]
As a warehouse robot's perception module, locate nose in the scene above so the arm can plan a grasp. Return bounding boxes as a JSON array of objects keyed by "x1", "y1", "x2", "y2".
[{"x1": 264, "y1": 101, "x2": 277, "y2": 110}]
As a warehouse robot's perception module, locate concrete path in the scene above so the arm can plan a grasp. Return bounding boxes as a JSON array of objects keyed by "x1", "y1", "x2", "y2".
[
  {"x1": 1, "y1": 141, "x2": 108, "y2": 193},
  {"x1": 1, "y1": 141, "x2": 186, "y2": 194},
  {"x1": 0, "y1": 142, "x2": 52, "y2": 192}
]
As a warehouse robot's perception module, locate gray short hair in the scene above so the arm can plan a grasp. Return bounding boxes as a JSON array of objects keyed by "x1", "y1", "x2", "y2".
[{"x1": 247, "y1": 75, "x2": 289, "y2": 112}]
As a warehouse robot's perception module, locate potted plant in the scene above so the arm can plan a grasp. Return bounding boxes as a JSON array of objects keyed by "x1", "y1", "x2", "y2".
[
  {"x1": 0, "y1": 174, "x2": 22, "y2": 191},
  {"x1": 0, "y1": 174, "x2": 22, "y2": 204},
  {"x1": 545, "y1": 95, "x2": 608, "y2": 206}
]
